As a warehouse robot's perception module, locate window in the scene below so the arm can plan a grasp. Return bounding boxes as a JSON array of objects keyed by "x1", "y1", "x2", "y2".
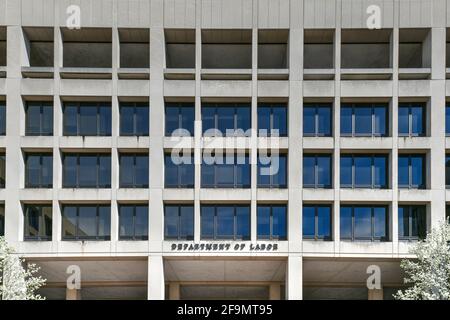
[
  {"x1": 24, "y1": 204, "x2": 52, "y2": 241},
  {"x1": 165, "y1": 153, "x2": 194, "y2": 188},
  {"x1": 119, "y1": 204, "x2": 148, "y2": 240},
  {"x1": 341, "y1": 104, "x2": 388, "y2": 137},
  {"x1": 446, "y1": 104, "x2": 450, "y2": 136},
  {"x1": 258, "y1": 154, "x2": 287, "y2": 188},
  {"x1": 62, "y1": 205, "x2": 111, "y2": 240},
  {"x1": 258, "y1": 104, "x2": 287, "y2": 137},
  {"x1": 398, "y1": 103, "x2": 426, "y2": 137},
  {"x1": 165, "y1": 103, "x2": 195, "y2": 137},
  {"x1": 0, "y1": 153, "x2": 5, "y2": 188},
  {"x1": 63, "y1": 153, "x2": 111, "y2": 188},
  {"x1": 257, "y1": 205, "x2": 287, "y2": 240},
  {"x1": 303, "y1": 205, "x2": 332, "y2": 240},
  {"x1": 340, "y1": 206, "x2": 389, "y2": 241},
  {"x1": 398, "y1": 154, "x2": 426, "y2": 189},
  {"x1": 202, "y1": 104, "x2": 251, "y2": 136},
  {"x1": 164, "y1": 205, "x2": 194, "y2": 240},
  {"x1": 398, "y1": 205, "x2": 427, "y2": 241},
  {"x1": 63, "y1": 102, "x2": 111, "y2": 136},
  {"x1": 25, "y1": 153, "x2": 53, "y2": 188},
  {"x1": 0, "y1": 205, "x2": 4, "y2": 236},
  {"x1": 119, "y1": 153, "x2": 149, "y2": 188},
  {"x1": 303, "y1": 103, "x2": 332, "y2": 137},
  {"x1": 446, "y1": 205, "x2": 450, "y2": 223},
  {"x1": 25, "y1": 102, "x2": 53, "y2": 136},
  {"x1": 446, "y1": 155, "x2": 450, "y2": 188},
  {"x1": 340, "y1": 154, "x2": 388, "y2": 189},
  {"x1": 201, "y1": 205, "x2": 250, "y2": 240},
  {"x1": 119, "y1": 102, "x2": 149, "y2": 136},
  {"x1": 303, "y1": 154, "x2": 332, "y2": 188},
  {"x1": 0, "y1": 102, "x2": 5, "y2": 135},
  {"x1": 202, "y1": 153, "x2": 250, "y2": 188}
]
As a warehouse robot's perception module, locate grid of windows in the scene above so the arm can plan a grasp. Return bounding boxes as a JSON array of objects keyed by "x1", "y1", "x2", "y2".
[
  {"x1": 165, "y1": 103, "x2": 195, "y2": 137},
  {"x1": 25, "y1": 102, "x2": 53, "y2": 136},
  {"x1": 23, "y1": 204, "x2": 52, "y2": 241},
  {"x1": 341, "y1": 103, "x2": 388, "y2": 137},
  {"x1": 201, "y1": 205, "x2": 250, "y2": 240},
  {"x1": 303, "y1": 154, "x2": 332, "y2": 188},
  {"x1": 63, "y1": 153, "x2": 111, "y2": 188},
  {"x1": 119, "y1": 153, "x2": 149, "y2": 188},
  {"x1": 303, "y1": 103, "x2": 332, "y2": 137},
  {"x1": 398, "y1": 103, "x2": 426, "y2": 137},
  {"x1": 62, "y1": 205, "x2": 111, "y2": 241},
  {"x1": 164, "y1": 205, "x2": 194, "y2": 240},
  {"x1": 340, "y1": 206, "x2": 389, "y2": 242},
  {"x1": 257, "y1": 205, "x2": 287, "y2": 240},
  {"x1": 165, "y1": 154, "x2": 194, "y2": 188},
  {"x1": 257, "y1": 104, "x2": 287, "y2": 137},
  {"x1": 340, "y1": 154, "x2": 388, "y2": 189},
  {"x1": 25, "y1": 153, "x2": 53, "y2": 188},
  {"x1": 201, "y1": 153, "x2": 250, "y2": 188},
  {"x1": 63, "y1": 102, "x2": 112, "y2": 136},
  {"x1": 119, "y1": 102, "x2": 149, "y2": 136},
  {"x1": 398, "y1": 154, "x2": 426, "y2": 189},
  {"x1": 303, "y1": 205, "x2": 332, "y2": 240},
  {"x1": 257, "y1": 154, "x2": 287, "y2": 188},
  {"x1": 202, "y1": 104, "x2": 251, "y2": 136},
  {"x1": 118, "y1": 204, "x2": 148, "y2": 240}
]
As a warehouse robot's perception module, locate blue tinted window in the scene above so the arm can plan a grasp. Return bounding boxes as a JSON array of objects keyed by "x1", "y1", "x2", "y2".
[
  {"x1": 302, "y1": 156, "x2": 315, "y2": 187},
  {"x1": 303, "y1": 104, "x2": 332, "y2": 136},
  {"x1": 398, "y1": 206, "x2": 426, "y2": 240},
  {"x1": 25, "y1": 153, "x2": 53, "y2": 188},
  {"x1": 120, "y1": 102, "x2": 149, "y2": 136},
  {"x1": 303, "y1": 205, "x2": 331, "y2": 240},
  {"x1": 340, "y1": 156, "x2": 352, "y2": 186},
  {"x1": 341, "y1": 104, "x2": 388, "y2": 137},
  {"x1": 257, "y1": 205, "x2": 287, "y2": 240},
  {"x1": 120, "y1": 153, "x2": 149, "y2": 188},
  {"x1": 63, "y1": 102, "x2": 111, "y2": 136},
  {"x1": 398, "y1": 105, "x2": 409, "y2": 135},
  {"x1": 447, "y1": 105, "x2": 450, "y2": 135},
  {"x1": 354, "y1": 207, "x2": 371, "y2": 239},
  {"x1": 399, "y1": 103, "x2": 425, "y2": 136},
  {"x1": 340, "y1": 206, "x2": 352, "y2": 239},
  {"x1": 446, "y1": 156, "x2": 450, "y2": 187},
  {"x1": 201, "y1": 154, "x2": 250, "y2": 188},
  {"x1": 303, "y1": 155, "x2": 332, "y2": 188},
  {"x1": 202, "y1": 104, "x2": 251, "y2": 136},
  {"x1": 119, "y1": 205, "x2": 148, "y2": 240},
  {"x1": 62, "y1": 205, "x2": 111, "y2": 240},
  {"x1": 398, "y1": 154, "x2": 425, "y2": 189},
  {"x1": 340, "y1": 106, "x2": 352, "y2": 135},
  {"x1": 341, "y1": 155, "x2": 388, "y2": 189},
  {"x1": 340, "y1": 206, "x2": 388, "y2": 241},
  {"x1": 354, "y1": 107, "x2": 372, "y2": 135},
  {"x1": 257, "y1": 154, "x2": 287, "y2": 188},
  {"x1": 26, "y1": 102, "x2": 53, "y2": 136},
  {"x1": 0, "y1": 103, "x2": 5, "y2": 135},
  {"x1": 63, "y1": 153, "x2": 111, "y2": 188},
  {"x1": 24, "y1": 204, "x2": 52, "y2": 241},
  {"x1": 165, "y1": 154, "x2": 194, "y2": 188},
  {"x1": 373, "y1": 105, "x2": 387, "y2": 136},
  {"x1": 164, "y1": 205, "x2": 194, "y2": 240},
  {"x1": 258, "y1": 104, "x2": 287, "y2": 137},
  {"x1": 165, "y1": 103, "x2": 194, "y2": 136},
  {"x1": 354, "y1": 157, "x2": 372, "y2": 187},
  {"x1": 201, "y1": 205, "x2": 250, "y2": 240}
]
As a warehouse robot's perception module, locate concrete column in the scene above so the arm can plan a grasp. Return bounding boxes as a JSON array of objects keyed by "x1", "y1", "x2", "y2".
[
  {"x1": 194, "y1": 18, "x2": 201, "y2": 242},
  {"x1": 169, "y1": 282, "x2": 180, "y2": 300},
  {"x1": 269, "y1": 283, "x2": 281, "y2": 300},
  {"x1": 148, "y1": 255, "x2": 165, "y2": 300},
  {"x1": 286, "y1": 255, "x2": 302, "y2": 300},
  {"x1": 250, "y1": 19, "x2": 258, "y2": 242},
  {"x1": 66, "y1": 288, "x2": 81, "y2": 300},
  {"x1": 368, "y1": 288, "x2": 383, "y2": 300}
]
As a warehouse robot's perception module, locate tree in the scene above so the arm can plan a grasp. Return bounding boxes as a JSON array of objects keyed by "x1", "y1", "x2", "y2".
[
  {"x1": 395, "y1": 221, "x2": 450, "y2": 300},
  {"x1": 0, "y1": 236, "x2": 46, "y2": 300}
]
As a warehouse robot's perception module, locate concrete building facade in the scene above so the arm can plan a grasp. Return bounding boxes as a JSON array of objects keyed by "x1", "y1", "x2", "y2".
[{"x1": 0, "y1": 0, "x2": 450, "y2": 300}]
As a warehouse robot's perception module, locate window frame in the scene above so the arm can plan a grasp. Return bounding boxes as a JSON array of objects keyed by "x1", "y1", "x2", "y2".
[
  {"x1": 165, "y1": 102, "x2": 195, "y2": 137},
  {"x1": 164, "y1": 204, "x2": 194, "y2": 241},
  {"x1": 201, "y1": 153, "x2": 250, "y2": 189},
  {"x1": 200, "y1": 205, "x2": 251, "y2": 241},
  {"x1": 257, "y1": 153, "x2": 288, "y2": 188},
  {"x1": 0, "y1": 102, "x2": 5, "y2": 136},
  {"x1": 398, "y1": 103, "x2": 426, "y2": 137},
  {"x1": 63, "y1": 102, "x2": 112, "y2": 136},
  {"x1": 303, "y1": 103, "x2": 332, "y2": 137},
  {"x1": 119, "y1": 153, "x2": 149, "y2": 188},
  {"x1": 340, "y1": 154, "x2": 389, "y2": 189},
  {"x1": 25, "y1": 153, "x2": 53, "y2": 188},
  {"x1": 257, "y1": 103, "x2": 288, "y2": 137},
  {"x1": 201, "y1": 103, "x2": 251, "y2": 136},
  {"x1": 340, "y1": 205, "x2": 389, "y2": 242},
  {"x1": 257, "y1": 205, "x2": 287, "y2": 241},
  {"x1": 25, "y1": 101, "x2": 53, "y2": 136},
  {"x1": 0, "y1": 205, "x2": 4, "y2": 237},
  {"x1": 398, "y1": 154, "x2": 426, "y2": 189},
  {"x1": 118, "y1": 204, "x2": 149, "y2": 241},
  {"x1": 302, "y1": 205, "x2": 332, "y2": 241},
  {"x1": 119, "y1": 102, "x2": 149, "y2": 137},
  {"x1": 303, "y1": 154, "x2": 332, "y2": 189},
  {"x1": 23, "y1": 204, "x2": 52, "y2": 241},
  {"x1": 340, "y1": 103, "x2": 388, "y2": 137},
  {"x1": 0, "y1": 153, "x2": 6, "y2": 188},
  {"x1": 164, "y1": 153, "x2": 194, "y2": 188},
  {"x1": 398, "y1": 205, "x2": 427, "y2": 241},
  {"x1": 61, "y1": 204, "x2": 111, "y2": 241},
  {"x1": 62, "y1": 153, "x2": 111, "y2": 188}
]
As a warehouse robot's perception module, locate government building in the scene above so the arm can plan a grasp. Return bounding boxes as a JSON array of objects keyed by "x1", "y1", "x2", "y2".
[{"x1": 0, "y1": 0, "x2": 449, "y2": 300}]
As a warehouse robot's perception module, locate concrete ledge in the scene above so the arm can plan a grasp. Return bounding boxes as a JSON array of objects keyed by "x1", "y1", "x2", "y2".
[
  {"x1": 399, "y1": 80, "x2": 431, "y2": 97},
  {"x1": 303, "y1": 137, "x2": 334, "y2": 150},
  {"x1": 302, "y1": 189, "x2": 334, "y2": 201},
  {"x1": 340, "y1": 189, "x2": 393, "y2": 202},
  {"x1": 21, "y1": 78, "x2": 54, "y2": 96},
  {"x1": 257, "y1": 69, "x2": 289, "y2": 80},
  {"x1": 164, "y1": 68, "x2": 195, "y2": 80},
  {"x1": 302, "y1": 240, "x2": 335, "y2": 254},
  {"x1": 60, "y1": 67, "x2": 112, "y2": 79},
  {"x1": 21, "y1": 66, "x2": 54, "y2": 78},
  {"x1": 339, "y1": 241, "x2": 394, "y2": 256},
  {"x1": 59, "y1": 136, "x2": 113, "y2": 150},
  {"x1": 163, "y1": 136, "x2": 194, "y2": 149},
  {"x1": 256, "y1": 189, "x2": 288, "y2": 201},
  {"x1": 397, "y1": 137, "x2": 431, "y2": 149},
  {"x1": 117, "y1": 68, "x2": 150, "y2": 80},
  {"x1": 57, "y1": 189, "x2": 113, "y2": 202},
  {"x1": 201, "y1": 80, "x2": 252, "y2": 97},
  {"x1": 163, "y1": 189, "x2": 195, "y2": 202},
  {"x1": 118, "y1": 80, "x2": 150, "y2": 96},
  {"x1": 341, "y1": 80, "x2": 393, "y2": 97},
  {"x1": 20, "y1": 136, "x2": 54, "y2": 149},
  {"x1": 164, "y1": 80, "x2": 196, "y2": 96},
  {"x1": 116, "y1": 189, "x2": 150, "y2": 201},
  {"x1": 303, "y1": 80, "x2": 335, "y2": 97},
  {"x1": 340, "y1": 137, "x2": 393, "y2": 150},
  {"x1": 200, "y1": 189, "x2": 251, "y2": 202},
  {"x1": 258, "y1": 81, "x2": 289, "y2": 97},
  {"x1": 201, "y1": 68, "x2": 252, "y2": 80},
  {"x1": 60, "y1": 79, "x2": 112, "y2": 97},
  {"x1": 398, "y1": 189, "x2": 431, "y2": 202},
  {"x1": 19, "y1": 188, "x2": 53, "y2": 201},
  {"x1": 340, "y1": 68, "x2": 393, "y2": 80},
  {"x1": 303, "y1": 69, "x2": 335, "y2": 80},
  {"x1": 117, "y1": 136, "x2": 150, "y2": 149},
  {"x1": 0, "y1": 78, "x2": 5, "y2": 94},
  {"x1": 398, "y1": 68, "x2": 431, "y2": 80}
]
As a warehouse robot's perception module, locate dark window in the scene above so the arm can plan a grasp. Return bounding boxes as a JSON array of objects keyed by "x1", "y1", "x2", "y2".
[
  {"x1": 202, "y1": 153, "x2": 250, "y2": 188},
  {"x1": 119, "y1": 204, "x2": 148, "y2": 240},
  {"x1": 340, "y1": 206, "x2": 389, "y2": 241},
  {"x1": 165, "y1": 103, "x2": 195, "y2": 136},
  {"x1": 63, "y1": 102, "x2": 111, "y2": 136},
  {"x1": 202, "y1": 104, "x2": 251, "y2": 136},
  {"x1": 119, "y1": 102, "x2": 149, "y2": 136},
  {"x1": 0, "y1": 205, "x2": 4, "y2": 236},
  {"x1": 62, "y1": 205, "x2": 111, "y2": 241},
  {"x1": 303, "y1": 154, "x2": 332, "y2": 188},
  {"x1": 303, "y1": 205, "x2": 332, "y2": 240},
  {"x1": 0, "y1": 153, "x2": 5, "y2": 188},
  {"x1": 258, "y1": 104, "x2": 287, "y2": 137},
  {"x1": 398, "y1": 103, "x2": 426, "y2": 137},
  {"x1": 446, "y1": 155, "x2": 450, "y2": 188},
  {"x1": 446, "y1": 205, "x2": 450, "y2": 223},
  {"x1": 0, "y1": 103, "x2": 5, "y2": 135},
  {"x1": 303, "y1": 103, "x2": 332, "y2": 137},
  {"x1": 340, "y1": 104, "x2": 388, "y2": 137},
  {"x1": 257, "y1": 205, "x2": 287, "y2": 240},
  {"x1": 201, "y1": 205, "x2": 250, "y2": 240},
  {"x1": 24, "y1": 204, "x2": 52, "y2": 241},
  {"x1": 398, "y1": 205, "x2": 427, "y2": 240},
  {"x1": 164, "y1": 205, "x2": 194, "y2": 240},
  {"x1": 165, "y1": 153, "x2": 194, "y2": 188},
  {"x1": 25, "y1": 153, "x2": 53, "y2": 188},
  {"x1": 25, "y1": 102, "x2": 53, "y2": 136},
  {"x1": 398, "y1": 154, "x2": 426, "y2": 189},
  {"x1": 258, "y1": 153, "x2": 287, "y2": 188},
  {"x1": 340, "y1": 154, "x2": 388, "y2": 188},
  {"x1": 63, "y1": 153, "x2": 111, "y2": 188},
  {"x1": 119, "y1": 153, "x2": 149, "y2": 188},
  {"x1": 446, "y1": 104, "x2": 450, "y2": 136}
]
